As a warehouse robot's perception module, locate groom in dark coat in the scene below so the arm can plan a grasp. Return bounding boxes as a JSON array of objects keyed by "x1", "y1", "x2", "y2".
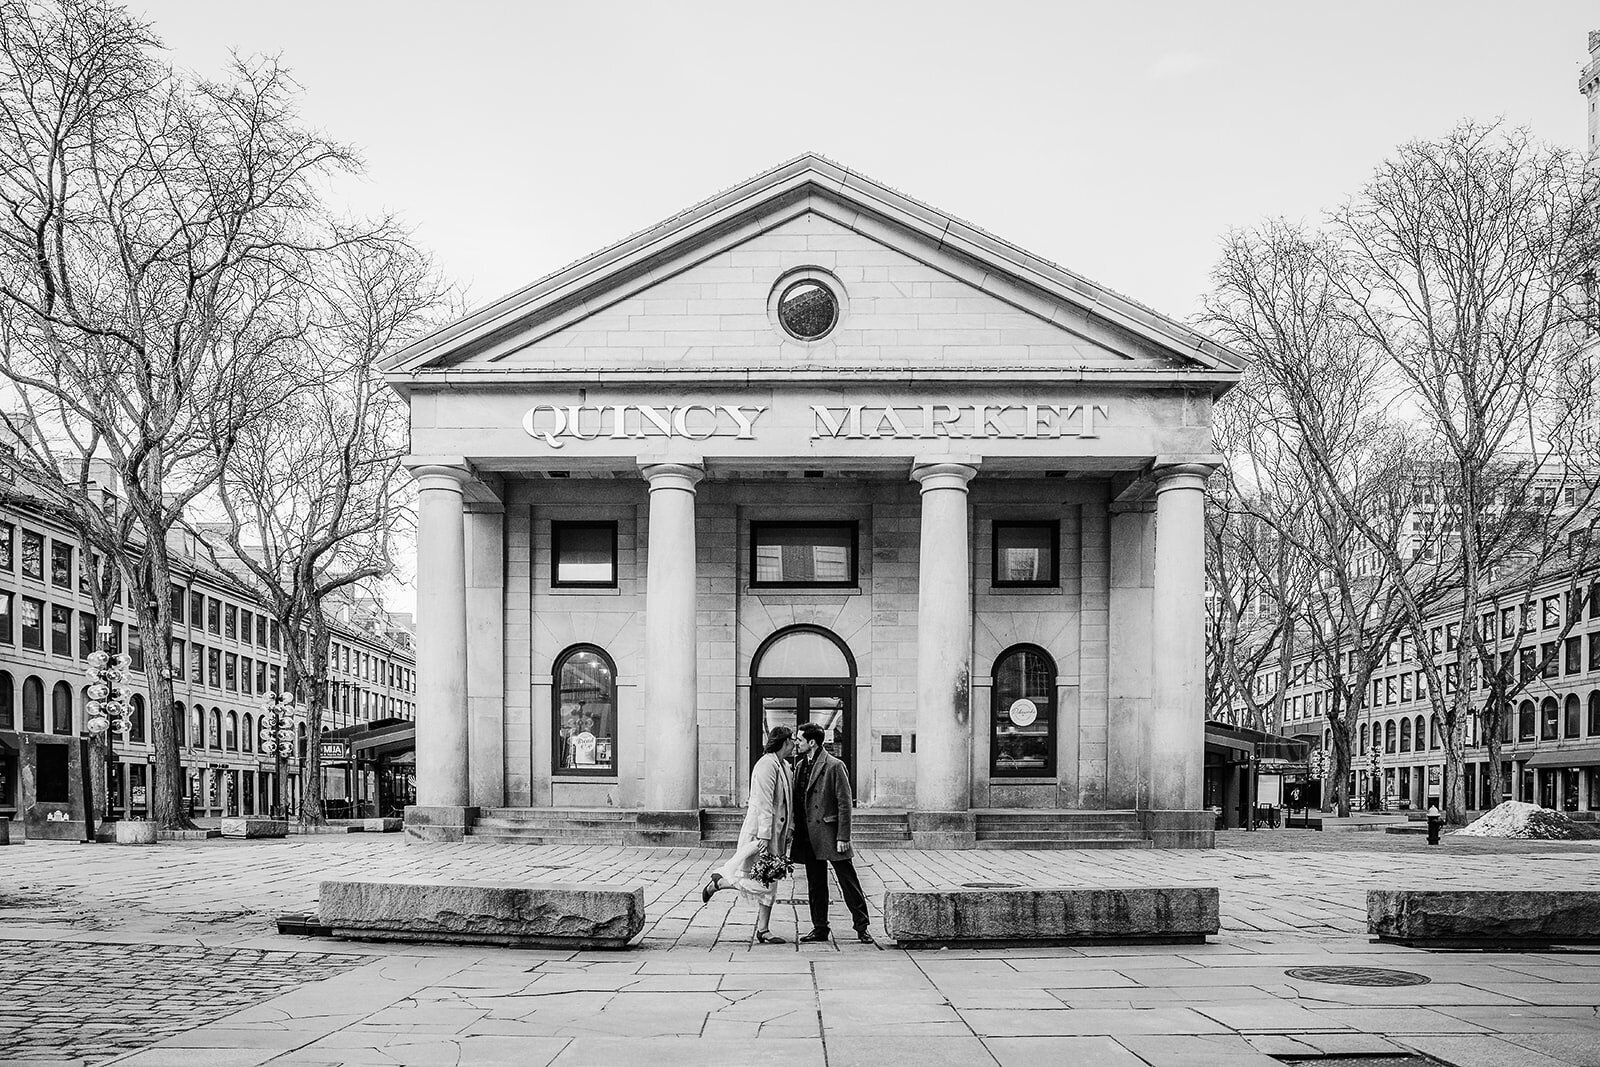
[{"x1": 791, "y1": 722, "x2": 873, "y2": 943}]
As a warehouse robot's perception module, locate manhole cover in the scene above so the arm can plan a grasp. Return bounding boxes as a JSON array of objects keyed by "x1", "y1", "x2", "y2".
[
  {"x1": 961, "y1": 882, "x2": 1021, "y2": 889},
  {"x1": 1285, "y1": 966, "x2": 1431, "y2": 987}
]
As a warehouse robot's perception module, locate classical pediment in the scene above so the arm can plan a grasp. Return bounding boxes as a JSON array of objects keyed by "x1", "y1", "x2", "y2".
[{"x1": 384, "y1": 155, "x2": 1243, "y2": 384}]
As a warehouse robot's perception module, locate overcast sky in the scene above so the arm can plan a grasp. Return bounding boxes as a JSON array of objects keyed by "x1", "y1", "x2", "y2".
[{"x1": 129, "y1": 1, "x2": 1597, "y2": 327}]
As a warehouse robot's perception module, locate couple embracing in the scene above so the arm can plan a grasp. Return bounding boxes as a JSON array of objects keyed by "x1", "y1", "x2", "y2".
[{"x1": 701, "y1": 723, "x2": 873, "y2": 945}]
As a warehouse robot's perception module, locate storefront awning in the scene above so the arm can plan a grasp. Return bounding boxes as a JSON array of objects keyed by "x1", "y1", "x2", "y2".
[
  {"x1": 342, "y1": 720, "x2": 415, "y2": 760},
  {"x1": 1205, "y1": 720, "x2": 1310, "y2": 762},
  {"x1": 1523, "y1": 744, "x2": 1600, "y2": 768}
]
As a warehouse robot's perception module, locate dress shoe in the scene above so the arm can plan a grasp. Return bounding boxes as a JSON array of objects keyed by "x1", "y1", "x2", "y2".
[
  {"x1": 798, "y1": 929, "x2": 830, "y2": 943},
  {"x1": 855, "y1": 930, "x2": 875, "y2": 944},
  {"x1": 701, "y1": 875, "x2": 722, "y2": 904}
]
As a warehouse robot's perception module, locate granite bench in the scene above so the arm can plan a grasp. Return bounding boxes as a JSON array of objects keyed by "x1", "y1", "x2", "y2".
[
  {"x1": 220, "y1": 817, "x2": 288, "y2": 839},
  {"x1": 884, "y1": 886, "x2": 1220, "y2": 948},
  {"x1": 1368, "y1": 890, "x2": 1600, "y2": 948},
  {"x1": 318, "y1": 878, "x2": 646, "y2": 949}
]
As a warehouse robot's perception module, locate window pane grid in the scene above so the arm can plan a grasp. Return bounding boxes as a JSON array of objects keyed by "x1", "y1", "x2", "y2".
[{"x1": 750, "y1": 523, "x2": 856, "y2": 587}]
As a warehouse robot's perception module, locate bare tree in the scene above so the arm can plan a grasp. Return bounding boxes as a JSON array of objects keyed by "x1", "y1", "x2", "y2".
[
  {"x1": 1331, "y1": 122, "x2": 1600, "y2": 821},
  {"x1": 200, "y1": 239, "x2": 437, "y2": 824},
  {"x1": 0, "y1": 0, "x2": 375, "y2": 828}
]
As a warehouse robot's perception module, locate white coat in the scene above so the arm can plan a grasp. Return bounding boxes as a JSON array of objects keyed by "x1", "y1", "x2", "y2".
[{"x1": 715, "y1": 752, "x2": 795, "y2": 906}]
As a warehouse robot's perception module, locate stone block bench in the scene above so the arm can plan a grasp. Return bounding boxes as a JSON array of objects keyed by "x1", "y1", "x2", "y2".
[
  {"x1": 220, "y1": 817, "x2": 288, "y2": 839},
  {"x1": 884, "y1": 886, "x2": 1219, "y2": 948},
  {"x1": 318, "y1": 879, "x2": 645, "y2": 949},
  {"x1": 1369, "y1": 890, "x2": 1600, "y2": 949}
]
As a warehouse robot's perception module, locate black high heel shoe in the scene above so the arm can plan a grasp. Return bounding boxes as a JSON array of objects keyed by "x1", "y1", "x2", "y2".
[
  {"x1": 701, "y1": 874, "x2": 723, "y2": 904},
  {"x1": 755, "y1": 929, "x2": 787, "y2": 945}
]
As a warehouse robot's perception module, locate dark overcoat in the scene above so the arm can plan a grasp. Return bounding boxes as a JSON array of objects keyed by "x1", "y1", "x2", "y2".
[{"x1": 793, "y1": 749, "x2": 854, "y2": 862}]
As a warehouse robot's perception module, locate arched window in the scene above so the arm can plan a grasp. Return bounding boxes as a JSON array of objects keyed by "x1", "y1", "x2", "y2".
[
  {"x1": 991, "y1": 645, "x2": 1057, "y2": 777},
  {"x1": 0, "y1": 671, "x2": 12, "y2": 730},
  {"x1": 226, "y1": 711, "x2": 238, "y2": 751},
  {"x1": 1429, "y1": 715, "x2": 1441, "y2": 750},
  {"x1": 191, "y1": 704, "x2": 205, "y2": 749},
  {"x1": 1399, "y1": 717, "x2": 1412, "y2": 752},
  {"x1": 296, "y1": 721, "x2": 307, "y2": 761},
  {"x1": 1564, "y1": 694, "x2": 1582, "y2": 738},
  {"x1": 1384, "y1": 720, "x2": 1396, "y2": 753},
  {"x1": 1359, "y1": 722, "x2": 1369, "y2": 753},
  {"x1": 1541, "y1": 697, "x2": 1560, "y2": 741},
  {"x1": 1415, "y1": 715, "x2": 1427, "y2": 751},
  {"x1": 1519, "y1": 700, "x2": 1536, "y2": 741},
  {"x1": 1589, "y1": 691, "x2": 1600, "y2": 736},
  {"x1": 210, "y1": 708, "x2": 222, "y2": 750},
  {"x1": 51, "y1": 681, "x2": 73, "y2": 733},
  {"x1": 174, "y1": 701, "x2": 186, "y2": 746},
  {"x1": 553, "y1": 645, "x2": 617, "y2": 776},
  {"x1": 242, "y1": 713, "x2": 253, "y2": 753},
  {"x1": 128, "y1": 694, "x2": 145, "y2": 743}
]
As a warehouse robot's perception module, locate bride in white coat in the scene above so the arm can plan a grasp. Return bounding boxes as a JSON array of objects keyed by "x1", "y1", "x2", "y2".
[{"x1": 701, "y1": 725, "x2": 796, "y2": 943}]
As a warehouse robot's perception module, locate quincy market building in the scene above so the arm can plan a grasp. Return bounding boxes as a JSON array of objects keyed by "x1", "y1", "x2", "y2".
[{"x1": 384, "y1": 157, "x2": 1243, "y2": 848}]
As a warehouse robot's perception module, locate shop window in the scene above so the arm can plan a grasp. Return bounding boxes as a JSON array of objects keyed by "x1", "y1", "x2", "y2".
[
  {"x1": 1540, "y1": 697, "x2": 1560, "y2": 741},
  {"x1": 991, "y1": 645, "x2": 1056, "y2": 777},
  {"x1": 0, "y1": 671, "x2": 11, "y2": 729},
  {"x1": 20, "y1": 529, "x2": 43, "y2": 579},
  {"x1": 750, "y1": 522, "x2": 856, "y2": 587},
  {"x1": 0, "y1": 590, "x2": 11, "y2": 644},
  {"x1": 552, "y1": 645, "x2": 617, "y2": 776},
  {"x1": 51, "y1": 681, "x2": 72, "y2": 733},
  {"x1": 1564, "y1": 694, "x2": 1582, "y2": 738},
  {"x1": 550, "y1": 521, "x2": 620, "y2": 588},
  {"x1": 991, "y1": 522, "x2": 1059, "y2": 588},
  {"x1": 1519, "y1": 700, "x2": 1535, "y2": 741}
]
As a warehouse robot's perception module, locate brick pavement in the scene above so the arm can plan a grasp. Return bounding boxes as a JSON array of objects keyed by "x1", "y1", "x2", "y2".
[{"x1": 1, "y1": 834, "x2": 1598, "y2": 1065}]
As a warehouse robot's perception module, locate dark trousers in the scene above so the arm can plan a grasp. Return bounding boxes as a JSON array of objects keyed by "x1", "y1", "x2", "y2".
[{"x1": 803, "y1": 858, "x2": 870, "y2": 935}]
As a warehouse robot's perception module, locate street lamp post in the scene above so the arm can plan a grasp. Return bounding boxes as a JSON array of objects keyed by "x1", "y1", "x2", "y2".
[
  {"x1": 83, "y1": 641, "x2": 132, "y2": 827},
  {"x1": 258, "y1": 692, "x2": 302, "y2": 821},
  {"x1": 1366, "y1": 746, "x2": 1383, "y2": 813}
]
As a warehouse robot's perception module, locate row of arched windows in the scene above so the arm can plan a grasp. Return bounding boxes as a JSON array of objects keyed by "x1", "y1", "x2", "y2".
[
  {"x1": 1357, "y1": 690, "x2": 1600, "y2": 755},
  {"x1": 0, "y1": 672, "x2": 81, "y2": 734}
]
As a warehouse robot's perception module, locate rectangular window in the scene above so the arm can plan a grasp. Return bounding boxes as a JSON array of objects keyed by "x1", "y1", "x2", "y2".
[
  {"x1": 50, "y1": 541, "x2": 72, "y2": 588},
  {"x1": 1501, "y1": 606, "x2": 1516, "y2": 637},
  {"x1": 171, "y1": 584, "x2": 186, "y2": 624},
  {"x1": 241, "y1": 656, "x2": 252, "y2": 695},
  {"x1": 1591, "y1": 632, "x2": 1600, "y2": 673},
  {"x1": 1443, "y1": 625, "x2": 1456, "y2": 653},
  {"x1": 1543, "y1": 700, "x2": 1560, "y2": 741},
  {"x1": 1480, "y1": 613, "x2": 1494, "y2": 641},
  {"x1": 1520, "y1": 649, "x2": 1536, "y2": 682},
  {"x1": 270, "y1": 665, "x2": 281, "y2": 694},
  {"x1": 206, "y1": 597, "x2": 220, "y2": 635},
  {"x1": 170, "y1": 638, "x2": 183, "y2": 672},
  {"x1": 77, "y1": 611, "x2": 97, "y2": 658},
  {"x1": 1591, "y1": 582, "x2": 1600, "y2": 620},
  {"x1": 1542, "y1": 642, "x2": 1559, "y2": 679},
  {"x1": 128, "y1": 627, "x2": 144, "y2": 672},
  {"x1": 1385, "y1": 676, "x2": 1396, "y2": 704},
  {"x1": 551, "y1": 521, "x2": 619, "y2": 588},
  {"x1": 240, "y1": 609, "x2": 252, "y2": 644},
  {"x1": 190, "y1": 644, "x2": 203, "y2": 684},
  {"x1": 1543, "y1": 595, "x2": 1561, "y2": 629},
  {"x1": 1566, "y1": 636, "x2": 1582, "y2": 675},
  {"x1": 991, "y1": 521, "x2": 1059, "y2": 588},
  {"x1": 225, "y1": 605, "x2": 237, "y2": 640},
  {"x1": 189, "y1": 589, "x2": 204, "y2": 626},
  {"x1": 0, "y1": 591, "x2": 10, "y2": 644},
  {"x1": 750, "y1": 521, "x2": 857, "y2": 587},
  {"x1": 21, "y1": 529, "x2": 43, "y2": 579},
  {"x1": 1429, "y1": 627, "x2": 1441, "y2": 655},
  {"x1": 270, "y1": 622, "x2": 280, "y2": 651},
  {"x1": 50, "y1": 605, "x2": 71, "y2": 656},
  {"x1": 207, "y1": 648, "x2": 221, "y2": 688},
  {"x1": 225, "y1": 653, "x2": 237, "y2": 691},
  {"x1": 1401, "y1": 673, "x2": 1413, "y2": 702},
  {"x1": 256, "y1": 615, "x2": 268, "y2": 646},
  {"x1": 255, "y1": 661, "x2": 267, "y2": 694},
  {"x1": 0, "y1": 522, "x2": 12, "y2": 570}
]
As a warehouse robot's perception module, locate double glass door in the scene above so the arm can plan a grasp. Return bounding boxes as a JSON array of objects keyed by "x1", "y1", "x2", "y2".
[{"x1": 751, "y1": 683, "x2": 854, "y2": 793}]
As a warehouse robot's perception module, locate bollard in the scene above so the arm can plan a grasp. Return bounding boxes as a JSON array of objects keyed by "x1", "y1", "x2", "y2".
[{"x1": 1426, "y1": 803, "x2": 1442, "y2": 845}]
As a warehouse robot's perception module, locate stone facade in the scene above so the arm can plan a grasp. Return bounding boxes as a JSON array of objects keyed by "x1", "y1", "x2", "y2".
[{"x1": 383, "y1": 156, "x2": 1242, "y2": 846}]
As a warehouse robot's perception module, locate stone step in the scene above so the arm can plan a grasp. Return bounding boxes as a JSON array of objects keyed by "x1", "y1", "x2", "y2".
[
  {"x1": 481, "y1": 808, "x2": 640, "y2": 822},
  {"x1": 974, "y1": 838, "x2": 1152, "y2": 850}
]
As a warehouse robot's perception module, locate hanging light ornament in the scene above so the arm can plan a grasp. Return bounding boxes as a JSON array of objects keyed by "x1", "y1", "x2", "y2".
[
  {"x1": 85, "y1": 651, "x2": 132, "y2": 736},
  {"x1": 258, "y1": 691, "x2": 303, "y2": 757}
]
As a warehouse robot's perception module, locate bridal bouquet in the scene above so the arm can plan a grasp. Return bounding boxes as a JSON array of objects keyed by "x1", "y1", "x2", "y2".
[{"x1": 750, "y1": 844, "x2": 794, "y2": 886}]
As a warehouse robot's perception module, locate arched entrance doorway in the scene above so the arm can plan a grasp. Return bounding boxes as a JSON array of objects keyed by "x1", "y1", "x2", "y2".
[{"x1": 750, "y1": 626, "x2": 856, "y2": 791}]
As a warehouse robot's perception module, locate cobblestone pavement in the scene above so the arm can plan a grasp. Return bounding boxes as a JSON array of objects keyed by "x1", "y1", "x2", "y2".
[
  {"x1": 2, "y1": 833, "x2": 1599, "y2": 1065},
  {"x1": 0, "y1": 941, "x2": 364, "y2": 1065}
]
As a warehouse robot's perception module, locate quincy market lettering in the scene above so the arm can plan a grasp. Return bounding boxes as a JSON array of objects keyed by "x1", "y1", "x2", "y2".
[{"x1": 520, "y1": 402, "x2": 1110, "y2": 449}]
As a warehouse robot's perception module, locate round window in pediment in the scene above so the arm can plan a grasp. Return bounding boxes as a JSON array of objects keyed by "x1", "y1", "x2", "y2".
[{"x1": 777, "y1": 280, "x2": 838, "y2": 341}]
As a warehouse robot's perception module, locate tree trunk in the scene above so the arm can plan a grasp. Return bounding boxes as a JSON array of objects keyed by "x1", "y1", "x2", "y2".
[{"x1": 131, "y1": 543, "x2": 194, "y2": 831}]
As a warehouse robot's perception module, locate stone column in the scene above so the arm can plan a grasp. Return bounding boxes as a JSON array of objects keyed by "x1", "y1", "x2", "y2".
[
  {"x1": 406, "y1": 461, "x2": 474, "y2": 842},
  {"x1": 639, "y1": 463, "x2": 705, "y2": 840},
  {"x1": 1146, "y1": 462, "x2": 1213, "y2": 847},
  {"x1": 911, "y1": 459, "x2": 979, "y2": 849}
]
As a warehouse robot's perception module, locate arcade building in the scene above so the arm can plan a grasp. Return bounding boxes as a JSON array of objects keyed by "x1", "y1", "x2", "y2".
[{"x1": 383, "y1": 156, "x2": 1243, "y2": 848}]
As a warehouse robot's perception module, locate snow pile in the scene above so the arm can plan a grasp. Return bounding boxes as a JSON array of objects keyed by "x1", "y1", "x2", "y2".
[{"x1": 1452, "y1": 801, "x2": 1600, "y2": 840}]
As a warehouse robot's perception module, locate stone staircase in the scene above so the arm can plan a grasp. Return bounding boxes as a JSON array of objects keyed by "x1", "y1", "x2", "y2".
[
  {"x1": 467, "y1": 808, "x2": 697, "y2": 846},
  {"x1": 701, "y1": 808, "x2": 911, "y2": 848},
  {"x1": 974, "y1": 809, "x2": 1150, "y2": 849}
]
